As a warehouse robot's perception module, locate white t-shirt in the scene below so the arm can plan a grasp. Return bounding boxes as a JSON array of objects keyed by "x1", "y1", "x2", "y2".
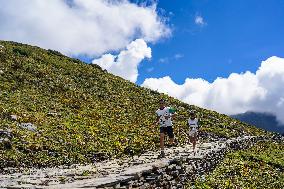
[
  {"x1": 188, "y1": 118, "x2": 198, "y2": 131},
  {"x1": 156, "y1": 107, "x2": 173, "y2": 127}
]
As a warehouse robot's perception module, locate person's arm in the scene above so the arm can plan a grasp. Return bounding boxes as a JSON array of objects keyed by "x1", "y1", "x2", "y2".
[
  {"x1": 197, "y1": 118, "x2": 200, "y2": 129},
  {"x1": 171, "y1": 113, "x2": 176, "y2": 121},
  {"x1": 187, "y1": 118, "x2": 190, "y2": 127},
  {"x1": 155, "y1": 116, "x2": 160, "y2": 125},
  {"x1": 154, "y1": 115, "x2": 161, "y2": 126}
]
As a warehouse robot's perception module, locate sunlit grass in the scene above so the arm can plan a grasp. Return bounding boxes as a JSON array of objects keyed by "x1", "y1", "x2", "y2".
[
  {"x1": 192, "y1": 141, "x2": 284, "y2": 189},
  {"x1": 0, "y1": 41, "x2": 268, "y2": 168}
]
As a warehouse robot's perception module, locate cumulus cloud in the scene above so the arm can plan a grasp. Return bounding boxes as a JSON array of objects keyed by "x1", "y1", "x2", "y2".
[
  {"x1": 142, "y1": 56, "x2": 284, "y2": 124},
  {"x1": 0, "y1": 0, "x2": 170, "y2": 56},
  {"x1": 92, "y1": 39, "x2": 151, "y2": 83},
  {"x1": 195, "y1": 15, "x2": 206, "y2": 26}
]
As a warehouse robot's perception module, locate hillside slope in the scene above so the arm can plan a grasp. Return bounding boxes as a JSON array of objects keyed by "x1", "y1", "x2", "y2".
[
  {"x1": 0, "y1": 41, "x2": 267, "y2": 168},
  {"x1": 193, "y1": 139, "x2": 284, "y2": 188}
]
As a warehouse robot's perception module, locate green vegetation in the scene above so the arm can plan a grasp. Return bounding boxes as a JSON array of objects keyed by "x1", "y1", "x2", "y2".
[
  {"x1": 192, "y1": 140, "x2": 284, "y2": 189},
  {"x1": 0, "y1": 41, "x2": 267, "y2": 168}
]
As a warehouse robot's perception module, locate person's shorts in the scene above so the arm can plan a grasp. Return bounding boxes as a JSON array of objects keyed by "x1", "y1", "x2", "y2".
[
  {"x1": 160, "y1": 126, "x2": 174, "y2": 138},
  {"x1": 189, "y1": 129, "x2": 198, "y2": 137}
]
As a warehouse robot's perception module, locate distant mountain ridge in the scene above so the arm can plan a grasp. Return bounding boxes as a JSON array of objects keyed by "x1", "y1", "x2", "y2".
[{"x1": 231, "y1": 111, "x2": 284, "y2": 134}]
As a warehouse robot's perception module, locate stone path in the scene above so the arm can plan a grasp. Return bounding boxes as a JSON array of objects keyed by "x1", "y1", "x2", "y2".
[{"x1": 0, "y1": 136, "x2": 258, "y2": 189}]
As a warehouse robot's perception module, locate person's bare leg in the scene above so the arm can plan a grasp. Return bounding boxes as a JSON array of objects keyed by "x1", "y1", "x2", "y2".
[
  {"x1": 158, "y1": 133, "x2": 165, "y2": 158},
  {"x1": 192, "y1": 138, "x2": 196, "y2": 151},
  {"x1": 169, "y1": 137, "x2": 174, "y2": 144},
  {"x1": 160, "y1": 133, "x2": 165, "y2": 151},
  {"x1": 192, "y1": 133, "x2": 197, "y2": 151},
  {"x1": 193, "y1": 139, "x2": 196, "y2": 156}
]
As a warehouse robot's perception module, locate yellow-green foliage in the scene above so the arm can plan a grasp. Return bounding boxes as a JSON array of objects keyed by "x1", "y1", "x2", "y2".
[
  {"x1": 192, "y1": 141, "x2": 284, "y2": 189},
  {"x1": 0, "y1": 41, "x2": 267, "y2": 168}
]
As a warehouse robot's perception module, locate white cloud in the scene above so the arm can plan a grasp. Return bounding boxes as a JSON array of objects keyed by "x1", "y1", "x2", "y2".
[
  {"x1": 92, "y1": 39, "x2": 151, "y2": 83},
  {"x1": 195, "y1": 15, "x2": 206, "y2": 26},
  {"x1": 0, "y1": 0, "x2": 170, "y2": 56},
  {"x1": 174, "y1": 53, "x2": 184, "y2": 59},
  {"x1": 158, "y1": 57, "x2": 169, "y2": 63},
  {"x1": 142, "y1": 56, "x2": 284, "y2": 124},
  {"x1": 158, "y1": 53, "x2": 183, "y2": 64}
]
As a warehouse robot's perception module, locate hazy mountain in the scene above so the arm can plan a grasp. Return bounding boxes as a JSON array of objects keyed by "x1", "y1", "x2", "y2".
[{"x1": 231, "y1": 111, "x2": 284, "y2": 134}]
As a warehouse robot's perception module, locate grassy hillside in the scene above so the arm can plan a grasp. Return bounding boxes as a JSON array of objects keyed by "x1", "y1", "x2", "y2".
[
  {"x1": 192, "y1": 139, "x2": 284, "y2": 189},
  {"x1": 0, "y1": 41, "x2": 267, "y2": 169}
]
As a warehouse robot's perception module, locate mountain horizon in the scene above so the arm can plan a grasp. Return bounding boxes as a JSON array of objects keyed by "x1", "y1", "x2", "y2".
[{"x1": 231, "y1": 111, "x2": 284, "y2": 134}]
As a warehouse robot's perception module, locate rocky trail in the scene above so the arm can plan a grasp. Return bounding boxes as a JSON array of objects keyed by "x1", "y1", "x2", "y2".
[{"x1": 1, "y1": 136, "x2": 261, "y2": 189}]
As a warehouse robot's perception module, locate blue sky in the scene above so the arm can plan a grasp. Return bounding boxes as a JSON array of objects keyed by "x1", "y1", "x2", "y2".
[{"x1": 136, "y1": 0, "x2": 284, "y2": 84}]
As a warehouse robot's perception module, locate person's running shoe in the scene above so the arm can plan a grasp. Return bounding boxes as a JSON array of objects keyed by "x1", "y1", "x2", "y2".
[{"x1": 158, "y1": 151, "x2": 165, "y2": 158}]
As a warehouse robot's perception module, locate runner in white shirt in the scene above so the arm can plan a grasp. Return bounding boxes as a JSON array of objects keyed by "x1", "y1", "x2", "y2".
[
  {"x1": 154, "y1": 99, "x2": 176, "y2": 158},
  {"x1": 188, "y1": 111, "x2": 199, "y2": 154}
]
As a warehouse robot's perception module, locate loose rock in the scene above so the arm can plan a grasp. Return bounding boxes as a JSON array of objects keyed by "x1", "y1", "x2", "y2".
[
  {"x1": 10, "y1": 114, "x2": 18, "y2": 121},
  {"x1": 18, "y1": 123, "x2": 37, "y2": 132}
]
